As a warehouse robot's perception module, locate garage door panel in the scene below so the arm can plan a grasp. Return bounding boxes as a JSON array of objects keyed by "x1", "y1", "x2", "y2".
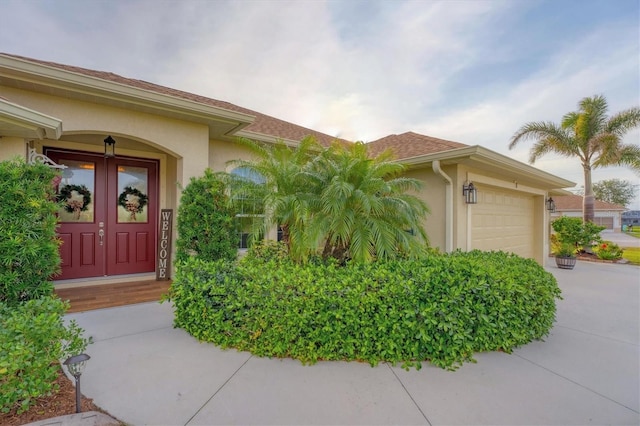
[
  {"x1": 594, "y1": 216, "x2": 613, "y2": 229},
  {"x1": 471, "y1": 187, "x2": 535, "y2": 258}
]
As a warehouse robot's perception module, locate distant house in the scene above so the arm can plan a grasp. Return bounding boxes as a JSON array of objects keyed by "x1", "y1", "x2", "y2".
[
  {"x1": 551, "y1": 195, "x2": 626, "y2": 231},
  {"x1": 622, "y1": 210, "x2": 640, "y2": 228}
]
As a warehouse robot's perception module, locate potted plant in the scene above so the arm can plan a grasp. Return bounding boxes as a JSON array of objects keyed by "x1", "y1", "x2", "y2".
[{"x1": 552, "y1": 239, "x2": 578, "y2": 269}]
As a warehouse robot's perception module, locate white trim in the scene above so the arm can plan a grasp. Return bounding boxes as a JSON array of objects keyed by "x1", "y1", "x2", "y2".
[
  {"x1": 401, "y1": 145, "x2": 575, "y2": 189},
  {"x1": 0, "y1": 98, "x2": 63, "y2": 139},
  {"x1": 467, "y1": 172, "x2": 546, "y2": 195},
  {"x1": 432, "y1": 160, "x2": 453, "y2": 252}
]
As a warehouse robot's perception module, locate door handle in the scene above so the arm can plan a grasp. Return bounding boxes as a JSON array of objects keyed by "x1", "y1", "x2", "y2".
[{"x1": 98, "y1": 229, "x2": 104, "y2": 246}]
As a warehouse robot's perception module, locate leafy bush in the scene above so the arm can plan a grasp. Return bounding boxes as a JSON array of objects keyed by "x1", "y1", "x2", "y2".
[
  {"x1": 551, "y1": 216, "x2": 604, "y2": 252},
  {"x1": 176, "y1": 169, "x2": 238, "y2": 263},
  {"x1": 594, "y1": 241, "x2": 623, "y2": 260},
  {"x1": 243, "y1": 240, "x2": 290, "y2": 264},
  {"x1": 168, "y1": 250, "x2": 561, "y2": 370},
  {"x1": 0, "y1": 159, "x2": 60, "y2": 305},
  {"x1": 0, "y1": 296, "x2": 91, "y2": 414}
]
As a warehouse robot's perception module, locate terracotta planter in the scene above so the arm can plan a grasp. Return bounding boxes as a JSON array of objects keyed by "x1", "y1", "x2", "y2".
[{"x1": 555, "y1": 256, "x2": 577, "y2": 270}]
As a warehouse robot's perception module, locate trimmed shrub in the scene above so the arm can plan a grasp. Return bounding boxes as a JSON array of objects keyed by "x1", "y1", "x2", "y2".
[
  {"x1": 168, "y1": 250, "x2": 561, "y2": 370},
  {"x1": 0, "y1": 296, "x2": 91, "y2": 414},
  {"x1": 176, "y1": 169, "x2": 238, "y2": 263},
  {"x1": 0, "y1": 159, "x2": 60, "y2": 305}
]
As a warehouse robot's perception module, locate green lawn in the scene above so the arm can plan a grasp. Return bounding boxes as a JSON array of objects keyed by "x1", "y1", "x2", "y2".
[
  {"x1": 622, "y1": 247, "x2": 640, "y2": 265},
  {"x1": 625, "y1": 230, "x2": 640, "y2": 239},
  {"x1": 620, "y1": 231, "x2": 639, "y2": 264}
]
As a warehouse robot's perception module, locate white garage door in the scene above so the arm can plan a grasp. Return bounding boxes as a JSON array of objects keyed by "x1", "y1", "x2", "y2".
[
  {"x1": 470, "y1": 186, "x2": 535, "y2": 259},
  {"x1": 593, "y1": 216, "x2": 614, "y2": 229}
]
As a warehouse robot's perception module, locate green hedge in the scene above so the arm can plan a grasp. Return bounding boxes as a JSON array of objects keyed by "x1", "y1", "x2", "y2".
[
  {"x1": 0, "y1": 296, "x2": 91, "y2": 414},
  {"x1": 168, "y1": 250, "x2": 561, "y2": 369},
  {"x1": 0, "y1": 159, "x2": 60, "y2": 305}
]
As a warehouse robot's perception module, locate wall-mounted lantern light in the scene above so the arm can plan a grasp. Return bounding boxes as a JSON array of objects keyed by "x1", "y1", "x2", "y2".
[
  {"x1": 104, "y1": 135, "x2": 116, "y2": 158},
  {"x1": 463, "y1": 182, "x2": 477, "y2": 204},
  {"x1": 64, "y1": 353, "x2": 90, "y2": 413},
  {"x1": 546, "y1": 197, "x2": 556, "y2": 212}
]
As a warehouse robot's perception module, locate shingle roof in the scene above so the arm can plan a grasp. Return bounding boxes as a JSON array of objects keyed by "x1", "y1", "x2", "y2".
[
  {"x1": 553, "y1": 194, "x2": 626, "y2": 211},
  {"x1": 2, "y1": 54, "x2": 471, "y2": 159},
  {"x1": 1, "y1": 53, "x2": 340, "y2": 147},
  {"x1": 366, "y1": 131, "x2": 468, "y2": 159}
]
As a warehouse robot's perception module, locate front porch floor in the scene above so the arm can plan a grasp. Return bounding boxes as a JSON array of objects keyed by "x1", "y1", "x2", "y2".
[{"x1": 55, "y1": 279, "x2": 171, "y2": 313}]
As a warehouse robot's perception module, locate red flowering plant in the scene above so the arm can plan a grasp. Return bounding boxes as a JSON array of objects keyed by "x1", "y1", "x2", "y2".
[{"x1": 593, "y1": 240, "x2": 623, "y2": 260}]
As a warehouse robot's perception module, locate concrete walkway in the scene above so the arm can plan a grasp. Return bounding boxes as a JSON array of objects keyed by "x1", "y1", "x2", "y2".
[{"x1": 66, "y1": 261, "x2": 639, "y2": 425}]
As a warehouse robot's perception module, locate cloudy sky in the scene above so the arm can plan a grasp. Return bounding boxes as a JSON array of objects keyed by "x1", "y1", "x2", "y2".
[{"x1": 2, "y1": 0, "x2": 639, "y2": 206}]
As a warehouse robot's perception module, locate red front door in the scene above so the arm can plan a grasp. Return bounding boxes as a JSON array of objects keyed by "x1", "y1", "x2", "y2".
[{"x1": 46, "y1": 148, "x2": 158, "y2": 280}]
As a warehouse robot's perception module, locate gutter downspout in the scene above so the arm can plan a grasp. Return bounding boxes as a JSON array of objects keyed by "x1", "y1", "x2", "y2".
[{"x1": 432, "y1": 160, "x2": 453, "y2": 252}]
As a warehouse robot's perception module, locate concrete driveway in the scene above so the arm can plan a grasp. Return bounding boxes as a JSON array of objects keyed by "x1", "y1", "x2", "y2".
[
  {"x1": 600, "y1": 230, "x2": 640, "y2": 248},
  {"x1": 66, "y1": 261, "x2": 639, "y2": 425}
]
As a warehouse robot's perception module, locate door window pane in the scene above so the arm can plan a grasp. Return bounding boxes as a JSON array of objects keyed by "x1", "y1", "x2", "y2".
[
  {"x1": 57, "y1": 160, "x2": 95, "y2": 222},
  {"x1": 117, "y1": 165, "x2": 149, "y2": 223}
]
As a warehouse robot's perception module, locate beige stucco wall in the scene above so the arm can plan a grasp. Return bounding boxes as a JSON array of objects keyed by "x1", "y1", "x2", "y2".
[
  {"x1": 403, "y1": 166, "x2": 449, "y2": 252},
  {"x1": 0, "y1": 136, "x2": 27, "y2": 159},
  {"x1": 208, "y1": 138, "x2": 257, "y2": 172},
  {"x1": 0, "y1": 87, "x2": 210, "y2": 188}
]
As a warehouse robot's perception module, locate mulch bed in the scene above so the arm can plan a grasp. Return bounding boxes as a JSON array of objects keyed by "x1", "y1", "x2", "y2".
[
  {"x1": 576, "y1": 252, "x2": 629, "y2": 264},
  {"x1": 0, "y1": 367, "x2": 122, "y2": 426}
]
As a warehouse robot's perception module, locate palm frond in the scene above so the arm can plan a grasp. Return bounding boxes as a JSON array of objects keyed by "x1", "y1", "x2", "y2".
[
  {"x1": 508, "y1": 121, "x2": 570, "y2": 150},
  {"x1": 575, "y1": 95, "x2": 609, "y2": 141},
  {"x1": 605, "y1": 107, "x2": 640, "y2": 138}
]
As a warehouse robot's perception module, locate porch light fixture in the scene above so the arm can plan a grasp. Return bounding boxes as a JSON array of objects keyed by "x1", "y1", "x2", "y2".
[
  {"x1": 64, "y1": 353, "x2": 90, "y2": 413},
  {"x1": 546, "y1": 197, "x2": 556, "y2": 212},
  {"x1": 104, "y1": 135, "x2": 116, "y2": 158},
  {"x1": 463, "y1": 182, "x2": 477, "y2": 204}
]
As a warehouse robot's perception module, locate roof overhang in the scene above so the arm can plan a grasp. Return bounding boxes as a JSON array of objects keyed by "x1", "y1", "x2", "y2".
[
  {"x1": 400, "y1": 145, "x2": 576, "y2": 190},
  {"x1": 234, "y1": 129, "x2": 304, "y2": 148},
  {"x1": 0, "y1": 97, "x2": 62, "y2": 139},
  {"x1": 0, "y1": 54, "x2": 255, "y2": 140}
]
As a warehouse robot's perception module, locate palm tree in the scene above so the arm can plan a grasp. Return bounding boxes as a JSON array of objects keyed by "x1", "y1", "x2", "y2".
[
  {"x1": 228, "y1": 136, "x2": 321, "y2": 259},
  {"x1": 230, "y1": 138, "x2": 430, "y2": 264},
  {"x1": 306, "y1": 141, "x2": 430, "y2": 264},
  {"x1": 509, "y1": 95, "x2": 640, "y2": 222}
]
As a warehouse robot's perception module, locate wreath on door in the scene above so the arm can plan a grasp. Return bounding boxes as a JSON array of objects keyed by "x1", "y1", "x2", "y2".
[
  {"x1": 57, "y1": 184, "x2": 92, "y2": 220},
  {"x1": 118, "y1": 186, "x2": 148, "y2": 221}
]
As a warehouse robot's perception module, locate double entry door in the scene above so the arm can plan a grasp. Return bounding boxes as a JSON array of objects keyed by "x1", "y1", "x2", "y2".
[{"x1": 46, "y1": 148, "x2": 158, "y2": 280}]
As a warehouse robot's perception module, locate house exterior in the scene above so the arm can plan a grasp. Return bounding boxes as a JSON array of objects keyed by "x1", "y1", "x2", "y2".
[
  {"x1": 0, "y1": 53, "x2": 574, "y2": 285},
  {"x1": 550, "y1": 195, "x2": 626, "y2": 231},
  {"x1": 621, "y1": 210, "x2": 640, "y2": 229}
]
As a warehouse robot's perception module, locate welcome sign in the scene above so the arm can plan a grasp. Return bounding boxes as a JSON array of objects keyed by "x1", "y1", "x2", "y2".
[{"x1": 157, "y1": 209, "x2": 173, "y2": 280}]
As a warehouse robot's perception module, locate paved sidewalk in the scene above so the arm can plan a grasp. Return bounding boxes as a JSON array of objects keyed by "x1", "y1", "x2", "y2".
[{"x1": 65, "y1": 261, "x2": 639, "y2": 425}]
